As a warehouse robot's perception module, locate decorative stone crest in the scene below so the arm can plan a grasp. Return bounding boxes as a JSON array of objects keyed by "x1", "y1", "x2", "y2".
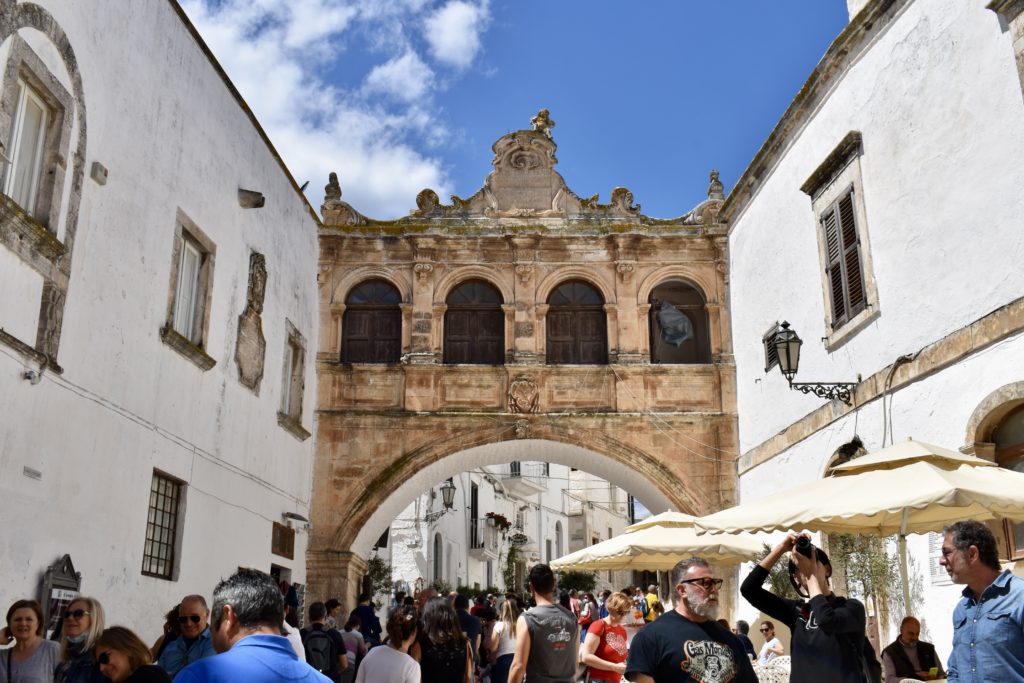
[
  {"x1": 508, "y1": 376, "x2": 539, "y2": 413},
  {"x1": 235, "y1": 252, "x2": 267, "y2": 393},
  {"x1": 513, "y1": 419, "x2": 531, "y2": 439}
]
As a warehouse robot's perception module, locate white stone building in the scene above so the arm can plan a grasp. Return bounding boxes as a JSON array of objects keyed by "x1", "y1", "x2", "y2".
[
  {"x1": 0, "y1": 0, "x2": 319, "y2": 637},
  {"x1": 381, "y1": 462, "x2": 636, "y2": 596},
  {"x1": 722, "y1": 0, "x2": 1024, "y2": 660}
]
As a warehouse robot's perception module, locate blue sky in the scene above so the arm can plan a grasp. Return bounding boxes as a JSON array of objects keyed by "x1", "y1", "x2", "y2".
[{"x1": 182, "y1": 1, "x2": 850, "y2": 220}]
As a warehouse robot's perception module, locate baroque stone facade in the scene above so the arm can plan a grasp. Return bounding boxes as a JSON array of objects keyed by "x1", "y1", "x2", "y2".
[{"x1": 310, "y1": 115, "x2": 739, "y2": 605}]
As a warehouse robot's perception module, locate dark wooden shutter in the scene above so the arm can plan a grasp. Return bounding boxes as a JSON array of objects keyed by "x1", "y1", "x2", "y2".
[
  {"x1": 443, "y1": 281, "x2": 504, "y2": 364},
  {"x1": 577, "y1": 310, "x2": 608, "y2": 364},
  {"x1": 546, "y1": 310, "x2": 576, "y2": 364},
  {"x1": 342, "y1": 280, "x2": 402, "y2": 363},
  {"x1": 821, "y1": 188, "x2": 866, "y2": 329},
  {"x1": 271, "y1": 522, "x2": 295, "y2": 560}
]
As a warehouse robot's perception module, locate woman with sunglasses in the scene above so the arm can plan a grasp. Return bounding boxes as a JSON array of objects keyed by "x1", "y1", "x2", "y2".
[
  {"x1": 580, "y1": 592, "x2": 631, "y2": 682},
  {"x1": 95, "y1": 627, "x2": 171, "y2": 683},
  {"x1": 0, "y1": 599, "x2": 60, "y2": 682},
  {"x1": 755, "y1": 621, "x2": 783, "y2": 666},
  {"x1": 55, "y1": 597, "x2": 106, "y2": 683}
]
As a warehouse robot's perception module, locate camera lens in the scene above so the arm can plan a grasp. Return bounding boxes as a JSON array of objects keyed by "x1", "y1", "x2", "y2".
[{"x1": 794, "y1": 536, "x2": 814, "y2": 558}]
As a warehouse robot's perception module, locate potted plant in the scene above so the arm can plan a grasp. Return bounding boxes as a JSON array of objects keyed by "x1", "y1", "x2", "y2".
[{"x1": 485, "y1": 512, "x2": 512, "y2": 532}]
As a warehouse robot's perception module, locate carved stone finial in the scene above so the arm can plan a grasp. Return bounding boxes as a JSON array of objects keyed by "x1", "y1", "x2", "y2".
[
  {"x1": 530, "y1": 108, "x2": 555, "y2": 139},
  {"x1": 325, "y1": 172, "x2": 342, "y2": 201},
  {"x1": 708, "y1": 169, "x2": 724, "y2": 200}
]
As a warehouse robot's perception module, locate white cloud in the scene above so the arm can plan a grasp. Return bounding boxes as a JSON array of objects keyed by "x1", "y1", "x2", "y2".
[
  {"x1": 424, "y1": 1, "x2": 490, "y2": 70},
  {"x1": 178, "y1": 0, "x2": 490, "y2": 218},
  {"x1": 363, "y1": 51, "x2": 434, "y2": 102}
]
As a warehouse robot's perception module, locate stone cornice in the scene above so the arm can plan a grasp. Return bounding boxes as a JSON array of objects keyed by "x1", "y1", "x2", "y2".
[
  {"x1": 989, "y1": 0, "x2": 1024, "y2": 22},
  {"x1": 720, "y1": 0, "x2": 907, "y2": 228}
]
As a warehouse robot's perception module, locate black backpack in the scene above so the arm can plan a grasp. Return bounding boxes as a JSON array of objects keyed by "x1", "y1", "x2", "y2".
[{"x1": 304, "y1": 628, "x2": 334, "y2": 675}]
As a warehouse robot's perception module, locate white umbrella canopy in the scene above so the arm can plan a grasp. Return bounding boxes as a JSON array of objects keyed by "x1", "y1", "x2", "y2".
[
  {"x1": 551, "y1": 515, "x2": 763, "y2": 572},
  {"x1": 694, "y1": 439, "x2": 1024, "y2": 609},
  {"x1": 625, "y1": 510, "x2": 700, "y2": 532}
]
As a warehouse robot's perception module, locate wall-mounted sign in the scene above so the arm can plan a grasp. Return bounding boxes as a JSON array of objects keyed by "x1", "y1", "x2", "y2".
[{"x1": 40, "y1": 554, "x2": 81, "y2": 637}]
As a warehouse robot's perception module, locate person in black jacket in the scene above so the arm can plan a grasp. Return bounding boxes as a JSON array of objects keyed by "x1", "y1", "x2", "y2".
[{"x1": 740, "y1": 533, "x2": 877, "y2": 683}]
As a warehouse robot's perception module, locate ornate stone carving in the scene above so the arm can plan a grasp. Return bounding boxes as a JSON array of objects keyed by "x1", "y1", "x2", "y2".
[
  {"x1": 414, "y1": 262, "x2": 434, "y2": 281},
  {"x1": 235, "y1": 252, "x2": 267, "y2": 392},
  {"x1": 321, "y1": 172, "x2": 370, "y2": 227},
  {"x1": 616, "y1": 262, "x2": 635, "y2": 282},
  {"x1": 530, "y1": 108, "x2": 555, "y2": 139},
  {"x1": 508, "y1": 376, "x2": 539, "y2": 414},
  {"x1": 708, "y1": 169, "x2": 725, "y2": 200},
  {"x1": 514, "y1": 419, "x2": 531, "y2": 439},
  {"x1": 515, "y1": 264, "x2": 533, "y2": 284}
]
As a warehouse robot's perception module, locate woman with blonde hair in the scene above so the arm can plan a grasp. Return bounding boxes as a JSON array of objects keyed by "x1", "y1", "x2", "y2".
[
  {"x1": 581, "y1": 591, "x2": 631, "y2": 682},
  {"x1": 94, "y1": 627, "x2": 171, "y2": 683},
  {"x1": 56, "y1": 596, "x2": 106, "y2": 683},
  {"x1": 487, "y1": 598, "x2": 520, "y2": 683},
  {"x1": 0, "y1": 599, "x2": 61, "y2": 682}
]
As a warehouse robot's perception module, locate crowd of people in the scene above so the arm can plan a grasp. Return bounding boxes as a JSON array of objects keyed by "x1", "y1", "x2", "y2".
[{"x1": 2, "y1": 519, "x2": 1021, "y2": 682}]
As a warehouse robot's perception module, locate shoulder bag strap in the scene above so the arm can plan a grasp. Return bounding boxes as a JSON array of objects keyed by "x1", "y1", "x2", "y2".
[{"x1": 7, "y1": 647, "x2": 13, "y2": 683}]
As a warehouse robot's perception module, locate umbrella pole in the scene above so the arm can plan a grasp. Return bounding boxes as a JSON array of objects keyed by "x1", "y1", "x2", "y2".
[{"x1": 898, "y1": 509, "x2": 911, "y2": 614}]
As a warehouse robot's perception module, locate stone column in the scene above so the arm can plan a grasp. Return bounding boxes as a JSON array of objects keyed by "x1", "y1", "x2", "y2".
[
  {"x1": 399, "y1": 304, "x2": 414, "y2": 357},
  {"x1": 614, "y1": 262, "x2": 642, "y2": 363},
  {"x1": 603, "y1": 303, "x2": 619, "y2": 363},
  {"x1": 431, "y1": 303, "x2": 447, "y2": 359},
  {"x1": 306, "y1": 548, "x2": 369, "y2": 613},
  {"x1": 510, "y1": 235, "x2": 541, "y2": 364},
  {"x1": 534, "y1": 304, "x2": 549, "y2": 361},
  {"x1": 501, "y1": 304, "x2": 516, "y2": 363},
  {"x1": 323, "y1": 303, "x2": 345, "y2": 360},
  {"x1": 636, "y1": 303, "x2": 652, "y2": 362}
]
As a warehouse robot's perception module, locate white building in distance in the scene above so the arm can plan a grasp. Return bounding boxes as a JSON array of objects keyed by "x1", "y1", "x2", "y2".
[
  {"x1": 723, "y1": 0, "x2": 1024, "y2": 660},
  {"x1": 0, "y1": 0, "x2": 319, "y2": 638}
]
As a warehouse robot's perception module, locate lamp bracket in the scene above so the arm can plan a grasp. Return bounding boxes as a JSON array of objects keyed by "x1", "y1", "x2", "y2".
[{"x1": 788, "y1": 380, "x2": 858, "y2": 406}]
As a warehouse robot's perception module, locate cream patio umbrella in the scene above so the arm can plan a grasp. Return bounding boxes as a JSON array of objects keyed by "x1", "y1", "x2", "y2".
[
  {"x1": 550, "y1": 512, "x2": 763, "y2": 572},
  {"x1": 693, "y1": 439, "x2": 1024, "y2": 609}
]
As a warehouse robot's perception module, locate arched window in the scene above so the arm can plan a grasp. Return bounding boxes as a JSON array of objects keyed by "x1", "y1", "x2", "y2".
[
  {"x1": 342, "y1": 279, "x2": 401, "y2": 363},
  {"x1": 996, "y1": 404, "x2": 1024, "y2": 559},
  {"x1": 546, "y1": 280, "x2": 607, "y2": 365},
  {"x1": 444, "y1": 280, "x2": 504, "y2": 365},
  {"x1": 432, "y1": 532, "x2": 443, "y2": 582},
  {"x1": 649, "y1": 280, "x2": 711, "y2": 364}
]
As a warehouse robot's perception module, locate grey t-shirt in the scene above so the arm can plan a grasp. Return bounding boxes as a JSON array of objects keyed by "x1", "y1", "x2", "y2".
[
  {"x1": 522, "y1": 603, "x2": 578, "y2": 683},
  {"x1": 0, "y1": 640, "x2": 61, "y2": 683}
]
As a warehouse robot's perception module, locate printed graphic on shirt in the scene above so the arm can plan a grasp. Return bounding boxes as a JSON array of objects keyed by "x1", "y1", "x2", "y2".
[
  {"x1": 604, "y1": 630, "x2": 628, "y2": 657},
  {"x1": 679, "y1": 639, "x2": 736, "y2": 683},
  {"x1": 538, "y1": 614, "x2": 575, "y2": 651}
]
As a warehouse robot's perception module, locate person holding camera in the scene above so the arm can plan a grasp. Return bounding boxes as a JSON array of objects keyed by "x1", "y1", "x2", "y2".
[{"x1": 740, "y1": 533, "x2": 879, "y2": 683}]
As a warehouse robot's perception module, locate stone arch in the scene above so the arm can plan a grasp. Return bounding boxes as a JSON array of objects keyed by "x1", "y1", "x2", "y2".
[
  {"x1": 536, "y1": 268, "x2": 616, "y2": 304},
  {"x1": 963, "y1": 381, "x2": 1024, "y2": 456},
  {"x1": 1, "y1": 4, "x2": 88, "y2": 363},
  {"x1": 329, "y1": 429, "x2": 700, "y2": 559},
  {"x1": 636, "y1": 266, "x2": 716, "y2": 305},
  {"x1": 434, "y1": 266, "x2": 513, "y2": 304},
  {"x1": 332, "y1": 267, "x2": 412, "y2": 304}
]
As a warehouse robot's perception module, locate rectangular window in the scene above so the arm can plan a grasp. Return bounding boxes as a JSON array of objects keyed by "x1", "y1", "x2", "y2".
[
  {"x1": 142, "y1": 471, "x2": 183, "y2": 580},
  {"x1": 3, "y1": 79, "x2": 48, "y2": 217},
  {"x1": 161, "y1": 211, "x2": 216, "y2": 369},
  {"x1": 271, "y1": 522, "x2": 295, "y2": 560},
  {"x1": 278, "y1": 321, "x2": 310, "y2": 440},
  {"x1": 173, "y1": 237, "x2": 203, "y2": 341},
  {"x1": 801, "y1": 131, "x2": 879, "y2": 347}
]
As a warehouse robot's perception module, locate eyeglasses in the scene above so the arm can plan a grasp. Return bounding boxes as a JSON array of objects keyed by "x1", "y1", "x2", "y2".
[
  {"x1": 759, "y1": 628, "x2": 771, "y2": 633},
  {"x1": 64, "y1": 609, "x2": 91, "y2": 620},
  {"x1": 940, "y1": 547, "x2": 958, "y2": 559},
  {"x1": 98, "y1": 651, "x2": 113, "y2": 666},
  {"x1": 679, "y1": 577, "x2": 724, "y2": 591},
  {"x1": 178, "y1": 615, "x2": 202, "y2": 624}
]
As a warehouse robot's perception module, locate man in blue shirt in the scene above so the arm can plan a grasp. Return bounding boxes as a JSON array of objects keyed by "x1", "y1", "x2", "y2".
[
  {"x1": 176, "y1": 568, "x2": 330, "y2": 683},
  {"x1": 941, "y1": 520, "x2": 1024, "y2": 682},
  {"x1": 158, "y1": 594, "x2": 216, "y2": 678}
]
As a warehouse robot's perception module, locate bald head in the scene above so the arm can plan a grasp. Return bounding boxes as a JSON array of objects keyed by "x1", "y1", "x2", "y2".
[
  {"x1": 179, "y1": 595, "x2": 210, "y2": 639},
  {"x1": 899, "y1": 616, "x2": 921, "y2": 646}
]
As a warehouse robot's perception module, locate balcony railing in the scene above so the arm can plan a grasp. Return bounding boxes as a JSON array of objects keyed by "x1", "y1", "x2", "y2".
[{"x1": 469, "y1": 518, "x2": 500, "y2": 558}]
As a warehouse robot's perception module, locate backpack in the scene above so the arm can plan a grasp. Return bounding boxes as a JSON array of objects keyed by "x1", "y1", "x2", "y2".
[{"x1": 304, "y1": 628, "x2": 334, "y2": 675}]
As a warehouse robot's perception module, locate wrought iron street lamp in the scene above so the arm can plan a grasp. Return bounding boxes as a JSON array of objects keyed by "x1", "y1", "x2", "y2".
[
  {"x1": 424, "y1": 479, "x2": 457, "y2": 523},
  {"x1": 772, "y1": 321, "x2": 859, "y2": 405}
]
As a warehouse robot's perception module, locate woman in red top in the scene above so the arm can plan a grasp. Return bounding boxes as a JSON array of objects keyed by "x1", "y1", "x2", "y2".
[{"x1": 581, "y1": 591, "x2": 632, "y2": 681}]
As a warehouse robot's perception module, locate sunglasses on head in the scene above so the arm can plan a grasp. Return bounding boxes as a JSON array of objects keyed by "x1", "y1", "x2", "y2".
[
  {"x1": 64, "y1": 609, "x2": 91, "y2": 620},
  {"x1": 679, "y1": 577, "x2": 724, "y2": 591},
  {"x1": 178, "y1": 615, "x2": 202, "y2": 624},
  {"x1": 98, "y1": 651, "x2": 113, "y2": 666}
]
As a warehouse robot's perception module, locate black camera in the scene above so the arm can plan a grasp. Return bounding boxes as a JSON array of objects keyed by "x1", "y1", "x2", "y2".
[
  {"x1": 794, "y1": 535, "x2": 815, "y2": 558},
  {"x1": 788, "y1": 537, "x2": 832, "y2": 598}
]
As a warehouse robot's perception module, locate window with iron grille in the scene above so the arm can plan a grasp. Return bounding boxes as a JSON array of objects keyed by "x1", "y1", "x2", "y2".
[{"x1": 142, "y1": 471, "x2": 183, "y2": 580}]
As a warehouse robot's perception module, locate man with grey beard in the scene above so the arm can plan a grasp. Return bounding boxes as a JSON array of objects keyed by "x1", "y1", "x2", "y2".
[{"x1": 625, "y1": 557, "x2": 756, "y2": 683}]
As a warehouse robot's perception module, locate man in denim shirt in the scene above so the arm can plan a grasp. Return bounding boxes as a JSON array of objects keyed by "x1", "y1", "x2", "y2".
[{"x1": 941, "y1": 520, "x2": 1024, "y2": 682}]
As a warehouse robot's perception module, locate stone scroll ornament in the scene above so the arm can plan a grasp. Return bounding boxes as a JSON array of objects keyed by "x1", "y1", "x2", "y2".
[
  {"x1": 508, "y1": 376, "x2": 539, "y2": 413},
  {"x1": 235, "y1": 252, "x2": 267, "y2": 392}
]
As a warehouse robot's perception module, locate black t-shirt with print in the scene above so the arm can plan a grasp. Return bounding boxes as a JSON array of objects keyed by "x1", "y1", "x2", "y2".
[{"x1": 625, "y1": 610, "x2": 757, "y2": 683}]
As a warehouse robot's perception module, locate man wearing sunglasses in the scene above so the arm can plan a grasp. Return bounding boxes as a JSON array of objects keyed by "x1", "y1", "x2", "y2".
[
  {"x1": 158, "y1": 595, "x2": 216, "y2": 678},
  {"x1": 626, "y1": 557, "x2": 757, "y2": 682}
]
